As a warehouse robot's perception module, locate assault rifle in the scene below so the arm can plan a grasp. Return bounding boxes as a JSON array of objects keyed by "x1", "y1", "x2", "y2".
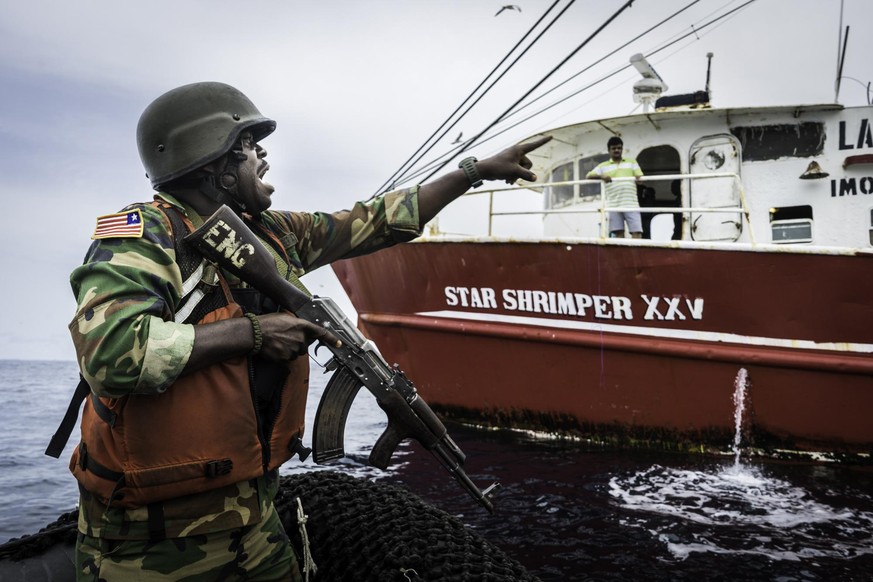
[{"x1": 185, "y1": 206, "x2": 499, "y2": 513}]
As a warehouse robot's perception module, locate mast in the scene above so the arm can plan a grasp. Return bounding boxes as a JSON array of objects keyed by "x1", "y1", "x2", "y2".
[
  {"x1": 834, "y1": 0, "x2": 845, "y2": 102},
  {"x1": 705, "y1": 52, "x2": 714, "y2": 99}
]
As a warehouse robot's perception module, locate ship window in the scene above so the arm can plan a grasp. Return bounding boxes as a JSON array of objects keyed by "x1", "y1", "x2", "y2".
[
  {"x1": 730, "y1": 123, "x2": 825, "y2": 161},
  {"x1": 578, "y1": 154, "x2": 609, "y2": 201},
  {"x1": 770, "y1": 205, "x2": 813, "y2": 244},
  {"x1": 546, "y1": 161, "x2": 575, "y2": 209}
]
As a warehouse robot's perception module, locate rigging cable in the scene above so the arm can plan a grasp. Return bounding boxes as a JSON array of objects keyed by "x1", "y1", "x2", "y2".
[
  {"x1": 373, "y1": 0, "x2": 567, "y2": 197},
  {"x1": 499, "y1": 0, "x2": 703, "y2": 124},
  {"x1": 397, "y1": 0, "x2": 757, "y2": 186},
  {"x1": 501, "y1": 0, "x2": 758, "y2": 137},
  {"x1": 415, "y1": 0, "x2": 638, "y2": 185}
]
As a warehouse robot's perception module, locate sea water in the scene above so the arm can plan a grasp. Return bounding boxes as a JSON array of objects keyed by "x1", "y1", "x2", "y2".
[
  {"x1": 2, "y1": 360, "x2": 873, "y2": 581},
  {"x1": 605, "y1": 370, "x2": 873, "y2": 569},
  {"x1": 0, "y1": 358, "x2": 395, "y2": 541}
]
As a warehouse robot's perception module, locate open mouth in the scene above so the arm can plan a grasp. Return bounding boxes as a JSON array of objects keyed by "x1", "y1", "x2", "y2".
[{"x1": 258, "y1": 163, "x2": 270, "y2": 178}]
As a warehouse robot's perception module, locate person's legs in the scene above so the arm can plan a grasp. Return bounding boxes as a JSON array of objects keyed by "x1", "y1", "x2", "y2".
[
  {"x1": 240, "y1": 503, "x2": 303, "y2": 582},
  {"x1": 625, "y1": 211, "x2": 643, "y2": 239},
  {"x1": 608, "y1": 211, "x2": 625, "y2": 238},
  {"x1": 76, "y1": 504, "x2": 301, "y2": 582}
]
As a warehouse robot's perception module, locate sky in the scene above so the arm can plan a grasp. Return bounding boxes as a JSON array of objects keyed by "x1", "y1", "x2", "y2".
[{"x1": 0, "y1": 0, "x2": 870, "y2": 362}]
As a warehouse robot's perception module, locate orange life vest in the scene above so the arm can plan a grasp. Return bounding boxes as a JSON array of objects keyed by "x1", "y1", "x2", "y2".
[{"x1": 69, "y1": 202, "x2": 309, "y2": 508}]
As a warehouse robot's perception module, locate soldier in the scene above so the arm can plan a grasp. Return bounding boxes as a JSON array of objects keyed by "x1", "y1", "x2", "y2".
[{"x1": 65, "y1": 81, "x2": 549, "y2": 581}]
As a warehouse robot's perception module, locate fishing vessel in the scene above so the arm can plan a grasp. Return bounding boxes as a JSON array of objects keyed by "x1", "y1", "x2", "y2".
[{"x1": 332, "y1": 55, "x2": 873, "y2": 460}]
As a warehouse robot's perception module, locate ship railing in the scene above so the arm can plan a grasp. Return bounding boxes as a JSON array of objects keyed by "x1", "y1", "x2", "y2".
[{"x1": 472, "y1": 172, "x2": 753, "y2": 243}]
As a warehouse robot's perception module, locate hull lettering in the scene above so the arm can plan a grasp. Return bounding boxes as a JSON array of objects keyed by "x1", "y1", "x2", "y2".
[
  {"x1": 839, "y1": 118, "x2": 873, "y2": 150},
  {"x1": 444, "y1": 286, "x2": 703, "y2": 322}
]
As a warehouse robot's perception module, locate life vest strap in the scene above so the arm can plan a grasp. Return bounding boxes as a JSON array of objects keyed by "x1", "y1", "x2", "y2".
[
  {"x1": 89, "y1": 392, "x2": 117, "y2": 427},
  {"x1": 77, "y1": 443, "x2": 125, "y2": 484},
  {"x1": 45, "y1": 376, "x2": 90, "y2": 458}
]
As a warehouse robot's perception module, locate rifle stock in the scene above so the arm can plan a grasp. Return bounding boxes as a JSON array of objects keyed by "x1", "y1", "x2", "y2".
[{"x1": 184, "y1": 205, "x2": 499, "y2": 513}]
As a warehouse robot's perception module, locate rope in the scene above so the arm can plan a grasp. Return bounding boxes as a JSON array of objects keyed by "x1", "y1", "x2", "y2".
[{"x1": 295, "y1": 497, "x2": 318, "y2": 581}]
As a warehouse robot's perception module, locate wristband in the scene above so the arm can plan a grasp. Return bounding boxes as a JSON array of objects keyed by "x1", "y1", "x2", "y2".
[
  {"x1": 244, "y1": 312, "x2": 263, "y2": 355},
  {"x1": 458, "y1": 156, "x2": 483, "y2": 188}
]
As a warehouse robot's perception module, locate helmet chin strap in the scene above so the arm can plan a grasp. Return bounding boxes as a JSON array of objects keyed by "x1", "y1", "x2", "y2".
[{"x1": 197, "y1": 143, "x2": 250, "y2": 214}]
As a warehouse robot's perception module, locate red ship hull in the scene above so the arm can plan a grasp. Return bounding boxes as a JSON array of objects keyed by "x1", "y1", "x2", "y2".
[{"x1": 333, "y1": 240, "x2": 873, "y2": 457}]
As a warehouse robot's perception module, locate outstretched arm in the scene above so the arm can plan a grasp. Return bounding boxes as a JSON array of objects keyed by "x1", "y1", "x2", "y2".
[{"x1": 417, "y1": 135, "x2": 552, "y2": 225}]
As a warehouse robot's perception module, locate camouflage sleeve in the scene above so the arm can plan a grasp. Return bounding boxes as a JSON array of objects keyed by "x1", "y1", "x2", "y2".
[
  {"x1": 261, "y1": 186, "x2": 421, "y2": 273},
  {"x1": 68, "y1": 204, "x2": 195, "y2": 398}
]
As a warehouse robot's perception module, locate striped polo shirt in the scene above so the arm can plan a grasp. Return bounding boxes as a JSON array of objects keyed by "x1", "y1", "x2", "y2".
[{"x1": 587, "y1": 157, "x2": 643, "y2": 208}]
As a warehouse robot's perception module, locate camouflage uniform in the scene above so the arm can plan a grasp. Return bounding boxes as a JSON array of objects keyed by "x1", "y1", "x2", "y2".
[
  {"x1": 69, "y1": 188, "x2": 421, "y2": 580},
  {"x1": 75, "y1": 500, "x2": 297, "y2": 582}
]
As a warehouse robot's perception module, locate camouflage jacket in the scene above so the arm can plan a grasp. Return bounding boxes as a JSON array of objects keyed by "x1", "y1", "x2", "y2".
[{"x1": 69, "y1": 188, "x2": 421, "y2": 539}]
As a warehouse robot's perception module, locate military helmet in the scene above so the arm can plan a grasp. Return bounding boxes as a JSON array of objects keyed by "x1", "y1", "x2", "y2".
[{"x1": 137, "y1": 82, "x2": 276, "y2": 189}]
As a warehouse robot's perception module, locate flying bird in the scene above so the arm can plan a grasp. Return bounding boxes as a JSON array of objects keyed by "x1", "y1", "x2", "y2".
[
  {"x1": 452, "y1": 132, "x2": 464, "y2": 144},
  {"x1": 495, "y1": 5, "x2": 521, "y2": 17}
]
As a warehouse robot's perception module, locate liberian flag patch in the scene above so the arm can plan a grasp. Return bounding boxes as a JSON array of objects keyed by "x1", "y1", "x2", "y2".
[{"x1": 92, "y1": 209, "x2": 144, "y2": 239}]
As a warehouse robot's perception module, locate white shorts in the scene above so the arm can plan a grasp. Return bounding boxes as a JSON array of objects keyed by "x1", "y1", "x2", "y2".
[{"x1": 609, "y1": 211, "x2": 642, "y2": 234}]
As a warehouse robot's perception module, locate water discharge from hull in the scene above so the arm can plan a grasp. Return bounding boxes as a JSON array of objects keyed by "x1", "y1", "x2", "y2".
[
  {"x1": 731, "y1": 367, "x2": 749, "y2": 469},
  {"x1": 608, "y1": 368, "x2": 873, "y2": 561}
]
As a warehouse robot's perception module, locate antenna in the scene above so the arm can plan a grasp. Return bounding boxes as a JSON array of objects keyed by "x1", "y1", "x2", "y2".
[
  {"x1": 629, "y1": 53, "x2": 668, "y2": 113},
  {"x1": 835, "y1": 25, "x2": 849, "y2": 102},
  {"x1": 705, "y1": 52, "x2": 714, "y2": 95},
  {"x1": 835, "y1": 0, "x2": 844, "y2": 101}
]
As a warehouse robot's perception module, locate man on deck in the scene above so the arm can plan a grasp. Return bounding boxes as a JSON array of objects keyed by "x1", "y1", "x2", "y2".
[{"x1": 587, "y1": 136, "x2": 644, "y2": 238}]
